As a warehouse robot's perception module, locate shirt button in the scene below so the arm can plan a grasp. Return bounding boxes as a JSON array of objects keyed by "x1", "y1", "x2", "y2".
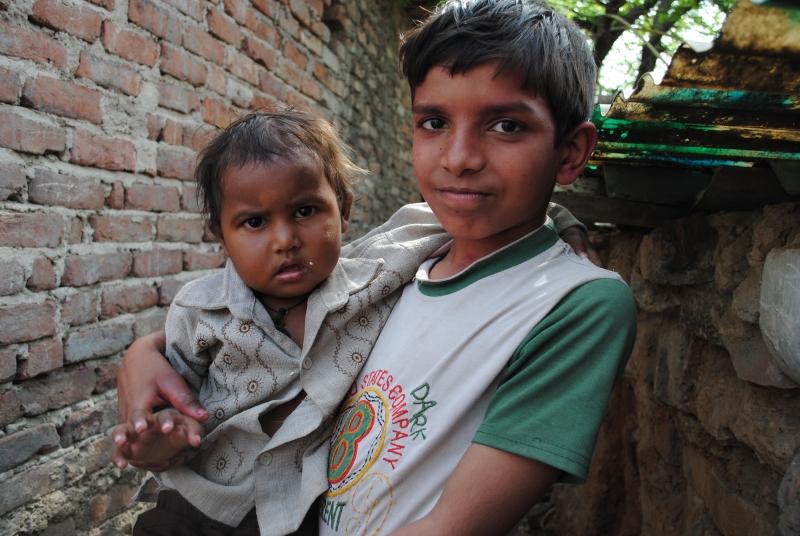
[
  {"x1": 302, "y1": 357, "x2": 312, "y2": 370},
  {"x1": 260, "y1": 452, "x2": 272, "y2": 465}
]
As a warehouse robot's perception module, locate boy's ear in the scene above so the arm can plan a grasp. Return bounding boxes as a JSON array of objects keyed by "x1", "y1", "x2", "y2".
[
  {"x1": 340, "y1": 191, "x2": 353, "y2": 233},
  {"x1": 555, "y1": 121, "x2": 597, "y2": 186}
]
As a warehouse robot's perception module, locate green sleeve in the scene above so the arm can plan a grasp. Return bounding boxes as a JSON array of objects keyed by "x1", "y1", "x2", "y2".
[{"x1": 473, "y1": 278, "x2": 637, "y2": 483}]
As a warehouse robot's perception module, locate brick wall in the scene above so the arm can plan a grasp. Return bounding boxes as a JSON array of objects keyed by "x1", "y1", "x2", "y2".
[{"x1": 0, "y1": 0, "x2": 416, "y2": 533}]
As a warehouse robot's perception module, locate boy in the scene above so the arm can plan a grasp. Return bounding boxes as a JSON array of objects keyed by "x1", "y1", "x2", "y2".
[
  {"x1": 118, "y1": 110, "x2": 455, "y2": 535},
  {"x1": 116, "y1": 1, "x2": 636, "y2": 533},
  {"x1": 320, "y1": 1, "x2": 636, "y2": 534}
]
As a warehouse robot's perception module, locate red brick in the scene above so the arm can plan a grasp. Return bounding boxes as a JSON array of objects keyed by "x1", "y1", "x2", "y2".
[
  {"x1": 181, "y1": 182, "x2": 201, "y2": 213},
  {"x1": 26, "y1": 254, "x2": 57, "y2": 291},
  {"x1": 158, "y1": 82, "x2": 201, "y2": 113},
  {"x1": 70, "y1": 129, "x2": 136, "y2": 171},
  {"x1": 61, "y1": 290, "x2": 99, "y2": 326},
  {"x1": 128, "y1": 0, "x2": 183, "y2": 44},
  {"x1": 85, "y1": 480, "x2": 139, "y2": 526},
  {"x1": 0, "y1": 347, "x2": 15, "y2": 381},
  {"x1": 0, "y1": 109, "x2": 66, "y2": 155},
  {"x1": 245, "y1": 9, "x2": 279, "y2": 46},
  {"x1": 259, "y1": 70, "x2": 289, "y2": 100},
  {"x1": 132, "y1": 248, "x2": 183, "y2": 277},
  {"x1": 243, "y1": 35, "x2": 276, "y2": 70},
  {"x1": 161, "y1": 119, "x2": 184, "y2": 145},
  {"x1": 202, "y1": 96, "x2": 238, "y2": 129},
  {"x1": 0, "y1": 22, "x2": 67, "y2": 69},
  {"x1": 0, "y1": 301, "x2": 56, "y2": 344},
  {"x1": 64, "y1": 319, "x2": 133, "y2": 363},
  {"x1": 226, "y1": 49, "x2": 260, "y2": 85},
  {"x1": 134, "y1": 307, "x2": 167, "y2": 338},
  {"x1": 0, "y1": 162, "x2": 26, "y2": 201},
  {"x1": 223, "y1": 0, "x2": 247, "y2": 24},
  {"x1": 183, "y1": 26, "x2": 226, "y2": 65},
  {"x1": 0, "y1": 259, "x2": 25, "y2": 296},
  {"x1": 275, "y1": 57, "x2": 303, "y2": 88},
  {"x1": 276, "y1": 7, "x2": 300, "y2": 38},
  {"x1": 251, "y1": 0, "x2": 274, "y2": 18},
  {"x1": 76, "y1": 50, "x2": 142, "y2": 96},
  {"x1": 0, "y1": 212, "x2": 63, "y2": 247},
  {"x1": 162, "y1": 0, "x2": 204, "y2": 20},
  {"x1": 183, "y1": 124, "x2": 216, "y2": 152},
  {"x1": 29, "y1": 168, "x2": 105, "y2": 210},
  {"x1": 0, "y1": 424, "x2": 60, "y2": 472},
  {"x1": 66, "y1": 218, "x2": 83, "y2": 244},
  {"x1": 87, "y1": 0, "x2": 114, "y2": 10},
  {"x1": 62, "y1": 251, "x2": 132, "y2": 286},
  {"x1": 0, "y1": 388, "x2": 23, "y2": 429},
  {"x1": 284, "y1": 40, "x2": 308, "y2": 69},
  {"x1": 147, "y1": 114, "x2": 164, "y2": 140},
  {"x1": 206, "y1": 64, "x2": 228, "y2": 95},
  {"x1": 19, "y1": 338, "x2": 63, "y2": 379},
  {"x1": 288, "y1": 0, "x2": 311, "y2": 27},
  {"x1": 310, "y1": 20, "x2": 330, "y2": 42},
  {"x1": 0, "y1": 66, "x2": 20, "y2": 103},
  {"x1": 207, "y1": 7, "x2": 242, "y2": 46},
  {"x1": 160, "y1": 43, "x2": 208, "y2": 87},
  {"x1": 107, "y1": 181, "x2": 125, "y2": 209},
  {"x1": 101, "y1": 281, "x2": 158, "y2": 319},
  {"x1": 184, "y1": 249, "x2": 225, "y2": 271},
  {"x1": 94, "y1": 360, "x2": 119, "y2": 394},
  {"x1": 125, "y1": 182, "x2": 181, "y2": 212},
  {"x1": 300, "y1": 77, "x2": 321, "y2": 100},
  {"x1": 156, "y1": 145, "x2": 196, "y2": 180},
  {"x1": 156, "y1": 215, "x2": 204, "y2": 242},
  {"x1": 90, "y1": 214, "x2": 155, "y2": 242},
  {"x1": 31, "y1": 0, "x2": 104, "y2": 42},
  {"x1": 23, "y1": 76, "x2": 102, "y2": 123},
  {"x1": 158, "y1": 275, "x2": 191, "y2": 305},
  {"x1": 101, "y1": 21, "x2": 158, "y2": 67}
]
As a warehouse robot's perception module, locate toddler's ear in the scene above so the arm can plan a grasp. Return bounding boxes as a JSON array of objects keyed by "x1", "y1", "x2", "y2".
[
  {"x1": 555, "y1": 121, "x2": 597, "y2": 187},
  {"x1": 340, "y1": 191, "x2": 354, "y2": 232}
]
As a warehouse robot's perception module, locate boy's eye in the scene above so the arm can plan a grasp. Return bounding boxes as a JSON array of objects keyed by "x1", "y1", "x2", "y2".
[
  {"x1": 295, "y1": 206, "x2": 316, "y2": 219},
  {"x1": 490, "y1": 120, "x2": 521, "y2": 133},
  {"x1": 244, "y1": 216, "x2": 264, "y2": 229},
  {"x1": 420, "y1": 118, "x2": 447, "y2": 130}
]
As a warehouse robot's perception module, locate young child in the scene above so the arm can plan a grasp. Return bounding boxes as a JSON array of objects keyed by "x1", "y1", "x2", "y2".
[
  {"x1": 115, "y1": 1, "x2": 637, "y2": 533},
  {"x1": 117, "y1": 110, "x2": 454, "y2": 535}
]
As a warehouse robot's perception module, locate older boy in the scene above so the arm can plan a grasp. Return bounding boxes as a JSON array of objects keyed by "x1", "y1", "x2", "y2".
[{"x1": 116, "y1": 1, "x2": 636, "y2": 534}]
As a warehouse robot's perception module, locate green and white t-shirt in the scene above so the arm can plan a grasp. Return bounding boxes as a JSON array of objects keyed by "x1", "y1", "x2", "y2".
[{"x1": 318, "y1": 220, "x2": 637, "y2": 536}]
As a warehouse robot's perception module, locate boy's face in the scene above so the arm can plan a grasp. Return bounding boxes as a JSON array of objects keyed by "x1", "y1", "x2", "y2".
[
  {"x1": 411, "y1": 62, "x2": 583, "y2": 257},
  {"x1": 217, "y1": 157, "x2": 349, "y2": 310}
]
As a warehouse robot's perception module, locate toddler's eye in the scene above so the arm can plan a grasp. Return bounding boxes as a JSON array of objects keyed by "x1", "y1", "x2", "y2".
[
  {"x1": 244, "y1": 216, "x2": 264, "y2": 229},
  {"x1": 490, "y1": 120, "x2": 521, "y2": 133},
  {"x1": 295, "y1": 206, "x2": 316, "y2": 218},
  {"x1": 421, "y1": 118, "x2": 447, "y2": 130}
]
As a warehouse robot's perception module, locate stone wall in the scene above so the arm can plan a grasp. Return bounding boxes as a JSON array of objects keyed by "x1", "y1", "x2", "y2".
[
  {"x1": 537, "y1": 202, "x2": 800, "y2": 536},
  {"x1": 0, "y1": 0, "x2": 415, "y2": 533}
]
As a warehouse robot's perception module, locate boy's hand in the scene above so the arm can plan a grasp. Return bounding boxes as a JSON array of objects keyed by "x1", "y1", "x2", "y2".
[
  {"x1": 111, "y1": 409, "x2": 204, "y2": 471},
  {"x1": 559, "y1": 225, "x2": 601, "y2": 266},
  {"x1": 117, "y1": 331, "x2": 208, "y2": 434}
]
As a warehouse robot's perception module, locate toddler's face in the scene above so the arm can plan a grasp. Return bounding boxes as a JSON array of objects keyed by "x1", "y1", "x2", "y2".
[{"x1": 217, "y1": 157, "x2": 347, "y2": 310}]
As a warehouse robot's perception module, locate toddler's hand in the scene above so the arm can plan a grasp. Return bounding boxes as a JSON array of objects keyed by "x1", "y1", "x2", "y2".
[{"x1": 111, "y1": 409, "x2": 203, "y2": 472}]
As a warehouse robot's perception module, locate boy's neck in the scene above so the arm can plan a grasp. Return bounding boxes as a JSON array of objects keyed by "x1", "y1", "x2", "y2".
[{"x1": 429, "y1": 215, "x2": 547, "y2": 279}]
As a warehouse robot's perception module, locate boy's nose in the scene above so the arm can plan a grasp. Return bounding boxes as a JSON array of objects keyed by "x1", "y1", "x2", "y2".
[
  {"x1": 441, "y1": 129, "x2": 486, "y2": 176},
  {"x1": 272, "y1": 222, "x2": 300, "y2": 252}
]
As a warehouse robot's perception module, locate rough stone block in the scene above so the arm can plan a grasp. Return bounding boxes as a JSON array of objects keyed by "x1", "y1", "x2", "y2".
[
  {"x1": 0, "y1": 301, "x2": 56, "y2": 345},
  {"x1": 19, "y1": 337, "x2": 64, "y2": 379},
  {"x1": 29, "y1": 168, "x2": 105, "y2": 210},
  {"x1": 780, "y1": 451, "x2": 800, "y2": 536},
  {"x1": 64, "y1": 320, "x2": 133, "y2": 363},
  {"x1": 732, "y1": 266, "x2": 762, "y2": 323},
  {"x1": 638, "y1": 215, "x2": 716, "y2": 286},
  {"x1": 760, "y1": 248, "x2": 800, "y2": 384},
  {"x1": 0, "y1": 423, "x2": 60, "y2": 473},
  {"x1": 0, "y1": 259, "x2": 25, "y2": 296}
]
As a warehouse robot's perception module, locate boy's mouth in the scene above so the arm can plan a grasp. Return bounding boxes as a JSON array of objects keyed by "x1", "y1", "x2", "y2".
[
  {"x1": 436, "y1": 187, "x2": 491, "y2": 207},
  {"x1": 274, "y1": 261, "x2": 308, "y2": 283}
]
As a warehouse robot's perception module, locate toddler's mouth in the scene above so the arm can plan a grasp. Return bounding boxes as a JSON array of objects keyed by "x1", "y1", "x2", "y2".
[{"x1": 275, "y1": 262, "x2": 307, "y2": 282}]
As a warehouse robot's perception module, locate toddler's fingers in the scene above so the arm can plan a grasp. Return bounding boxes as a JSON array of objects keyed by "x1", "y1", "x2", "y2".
[
  {"x1": 156, "y1": 411, "x2": 175, "y2": 433},
  {"x1": 128, "y1": 408, "x2": 152, "y2": 434}
]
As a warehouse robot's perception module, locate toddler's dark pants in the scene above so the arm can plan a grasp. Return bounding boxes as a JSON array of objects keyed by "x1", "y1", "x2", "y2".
[{"x1": 133, "y1": 490, "x2": 319, "y2": 536}]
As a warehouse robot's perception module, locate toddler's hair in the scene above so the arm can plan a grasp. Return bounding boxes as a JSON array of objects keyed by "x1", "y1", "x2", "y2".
[
  {"x1": 196, "y1": 109, "x2": 364, "y2": 236},
  {"x1": 400, "y1": 0, "x2": 596, "y2": 144}
]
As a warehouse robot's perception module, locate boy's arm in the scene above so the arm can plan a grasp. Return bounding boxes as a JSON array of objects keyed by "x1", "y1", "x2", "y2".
[
  {"x1": 394, "y1": 278, "x2": 637, "y2": 535},
  {"x1": 390, "y1": 444, "x2": 559, "y2": 536}
]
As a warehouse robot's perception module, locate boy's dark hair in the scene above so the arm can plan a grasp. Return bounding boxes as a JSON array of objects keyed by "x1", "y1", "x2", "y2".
[
  {"x1": 196, "y1": 109, "x2": 364, "y2": 236},
  {"x1": 400, "y1": 0, "x2": 596, "y2": 144}
]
